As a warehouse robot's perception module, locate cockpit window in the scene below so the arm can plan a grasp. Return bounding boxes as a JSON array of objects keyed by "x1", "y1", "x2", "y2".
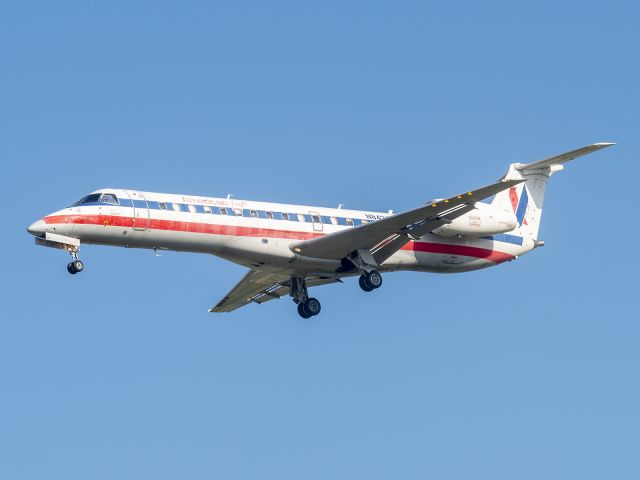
[
  {"x1": 99, "y1": 193, "x2": 119, "y2": 205},
  {"x1": 71, "y1": 193, "x2": 120, "y2": 207},
  {"x1": 71, "y1": 193, "x2": 102, "y2": 206}
]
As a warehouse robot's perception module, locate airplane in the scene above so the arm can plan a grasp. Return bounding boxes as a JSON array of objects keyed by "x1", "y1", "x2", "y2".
[{"x1": 27, "y1": 143, "x2": 614, "y2": 318}]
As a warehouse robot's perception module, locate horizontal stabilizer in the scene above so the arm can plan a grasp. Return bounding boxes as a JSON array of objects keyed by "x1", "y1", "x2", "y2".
[{"x1": 517, "y1": 142, "x2": 615, "y2": 171}]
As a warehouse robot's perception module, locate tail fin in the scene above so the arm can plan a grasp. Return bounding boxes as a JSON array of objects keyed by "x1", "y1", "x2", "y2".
[{"x1": 492, "y1": 142, "x2": 615, "y2": 240}]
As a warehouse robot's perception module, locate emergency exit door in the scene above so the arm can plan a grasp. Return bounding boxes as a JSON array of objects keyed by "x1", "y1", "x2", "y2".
[{"x1": 309, "y1": 211, "x2": 323, "y2": 232}]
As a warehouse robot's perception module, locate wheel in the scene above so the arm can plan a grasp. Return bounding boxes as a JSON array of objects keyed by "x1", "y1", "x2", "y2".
[
  {"x1": 303, "y1": 297, "x2": 321, "y2": 316},
  {"x1": 297, "y1": 302, "x2": 312, "y2": 319},
  {"x1": 359, "y1": 275, "x2": 373, "y2": 292},
  {"x1": 67, "y1": 262, "x2": 77, "y2": 274},
  {"x1": 72, "y1": 260, "x2": 84, "y2": 273},
  {"x1": 365, "y1": 270, "x2": 382, "y2": 289}
]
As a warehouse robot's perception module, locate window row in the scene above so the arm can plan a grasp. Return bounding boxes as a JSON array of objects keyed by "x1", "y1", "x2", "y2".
[
  {"x1": 70, "y1": 193, "x2": 369, "y2": 227},
  {"x1": 149, "y1": 201, "x2": 368, "y2": 226}
]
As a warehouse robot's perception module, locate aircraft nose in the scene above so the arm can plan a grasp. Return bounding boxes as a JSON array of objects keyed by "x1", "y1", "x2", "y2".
[{"x1": 27, "y1": 219, "x2": 46, "y2": 236}]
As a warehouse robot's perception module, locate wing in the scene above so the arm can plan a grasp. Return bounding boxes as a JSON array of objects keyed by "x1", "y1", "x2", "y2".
[
  {"x1": 210, "y1": 270, "x2": 342, "y2": 313},
  {"x1": 290, "y1": 179, "x2": 522, "y2": 263}
]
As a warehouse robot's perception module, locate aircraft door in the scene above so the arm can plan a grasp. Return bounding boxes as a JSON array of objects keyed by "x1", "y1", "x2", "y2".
[
  {"x1": 127, "y1": 191, "x2": 150, "y2": 231},
  {"x1": 309, "y1": 211, "x2": 323, "y2": 232}
]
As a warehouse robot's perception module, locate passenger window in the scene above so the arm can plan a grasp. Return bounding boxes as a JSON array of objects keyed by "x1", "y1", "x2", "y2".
[
  {"x1": 330, "y1": 217, "x2": 338, "y2": 225},
  {"x1": 288, "y1": 213, "x2": 298, "y2": 222},
  {"x1": 158, "y1": 202, "x2": 167, "y2": 210},
  {"x1": 297, "y1": 213, "x2": 306, "y2": 222},
  {"x1": 311, "y1": 214, "x2": 320, "y2": 223},
  {"x1": 250, "y1": 210, "x2": 258, "y2": 218},
  {"x1": 220, "y1": 207, "x2": 227, "y2": 215},
  {"x1": 281, "y1": 213, "x2": 289, "y2": 221},
  {"x1": 234, "y1": 208, "x2": 243, "y2": 216},
  {"x1": 203, "y1": 206, "x2": 212, "y2": 214},
  {"x1": 172, "y1": 203, "x2": 181, "y2": 212},
  {"x1": 265, "y1": 211, "x2": 274, "y2": 220},
  {"x1": 187, "y1": 205, "x2": 196, "y2": 213},
  {"x1": 361, "y1": 219, "x2": 368, "y2": 224},
  {"x1": 346, "y1": 218, "x2": 354, "y2": 226}
]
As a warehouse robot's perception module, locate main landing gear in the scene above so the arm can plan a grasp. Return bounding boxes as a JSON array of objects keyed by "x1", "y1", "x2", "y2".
[
  {"x1": 66, "y1": 248, "x2": 85, "y2": 275},
  {"x1": 290, "y1": 270, "x2": 383, "y2": 318},
  {"x1": 297, "y1": 297, "x2": 321, "y2": 319},
  {"x1": 359, "y1": 270, "x2": 383, "y2": 292},
  {"x1": 291, "y1": 277, "x2": 322, "y2": 318}
]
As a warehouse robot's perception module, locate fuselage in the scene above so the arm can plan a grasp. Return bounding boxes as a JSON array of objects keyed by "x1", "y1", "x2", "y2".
[{"x1": 28, "y1": 189, "x2": 535, "y2": 277}]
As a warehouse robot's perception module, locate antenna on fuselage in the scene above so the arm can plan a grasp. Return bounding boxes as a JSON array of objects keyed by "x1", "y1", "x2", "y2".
[
  {"x1": 338, "y1": 204, "x2": 344, "y2": 209},
  {"x1": 226, "y1": 193, "x2": 234, "y2": 199}
]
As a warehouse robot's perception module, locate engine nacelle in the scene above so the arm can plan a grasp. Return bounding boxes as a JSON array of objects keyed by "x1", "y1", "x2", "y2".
[{"x1": 431, "y1": 203, "x2": 517, "y2": 238}]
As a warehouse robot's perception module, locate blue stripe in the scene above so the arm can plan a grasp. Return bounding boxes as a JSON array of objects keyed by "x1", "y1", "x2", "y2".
[
  {"x1": 515, "y1": 187, "x2": 528, "y2": 225},
  {"x1": 482, "y1": 234, "x2": 524, "y2": 246}
]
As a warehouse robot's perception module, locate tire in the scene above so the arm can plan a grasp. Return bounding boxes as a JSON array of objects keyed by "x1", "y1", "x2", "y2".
[
  {"x1": 304, "y1": 297, "x2": 321, "y2": 316},
  {"x1": 297, "y1": 302, "x2": 312, "y2": 319},
  {"x1": 365, "y1": 270, "x2": 382, "y2": 289},
  {"x1": 72, "y1": 260, "x2": 84, "y2": 272},
  {"x1": 359, "y1": 275, "x2": 373, "y2": 292},
  {"x1": 67, "y1": 262, "x2": 77, "y2": 274}
]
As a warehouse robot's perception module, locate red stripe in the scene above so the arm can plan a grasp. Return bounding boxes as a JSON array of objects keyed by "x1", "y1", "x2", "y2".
[
  {"x1": 44, "y1": 214, "x2": 322, "y2": 241},
  {"x1": 509, "y1": 186, "x2": 519, "y2": 212},
  {"x1": 45, "y1": 214, "x2": 514, "y2": 263},
  {"x1": 403, "y1": 241, "x2": 514, "y2": 264}
]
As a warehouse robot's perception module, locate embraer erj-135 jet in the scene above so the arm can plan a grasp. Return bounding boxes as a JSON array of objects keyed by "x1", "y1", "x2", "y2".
[{"x1": 28, "y1": 143, "x2": 613, "y2": 318}]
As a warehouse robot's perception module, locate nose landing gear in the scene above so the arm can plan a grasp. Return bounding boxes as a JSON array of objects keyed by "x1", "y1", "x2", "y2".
[
  {"x1": 66, "y1": 248, "x2": 85, "y2": 275},
  {"x1": 67, "y1": 259, "x2": 84, "y2": 274}
]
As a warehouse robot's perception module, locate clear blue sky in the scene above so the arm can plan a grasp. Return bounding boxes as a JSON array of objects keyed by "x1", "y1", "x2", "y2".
[{"x1": 2, "y1": 1, "x2": 638, "y2": 478}]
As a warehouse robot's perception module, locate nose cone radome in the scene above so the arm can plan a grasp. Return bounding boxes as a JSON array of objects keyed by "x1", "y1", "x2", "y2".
[{"x1": 27, "y1": 219, "x2": 46, "y2": 236}]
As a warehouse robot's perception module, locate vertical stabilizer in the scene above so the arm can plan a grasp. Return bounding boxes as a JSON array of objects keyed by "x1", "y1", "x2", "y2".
[{"x1": 491, "y1": 142, "x2": 615, "y2": 240}]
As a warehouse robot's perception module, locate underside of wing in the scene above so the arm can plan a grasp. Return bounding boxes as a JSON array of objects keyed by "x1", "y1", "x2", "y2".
[
  {"x1": 290, "y1": 179, "x2": 522, "y2": 263},
  {"x1": 210, "y1": 270, "x2": 342, "y2": 313}
]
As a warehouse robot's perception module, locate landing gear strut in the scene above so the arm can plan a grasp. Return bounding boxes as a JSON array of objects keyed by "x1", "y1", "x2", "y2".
[
  {"x1": 66, "y1": 248, "x2": 84, "y2": 275},
  {"x1": 359, "y1": 270, "x2": 383, "y2": 292},
  {"x1": 291, "y1": 277, "x2": 322, "y2": 318}
]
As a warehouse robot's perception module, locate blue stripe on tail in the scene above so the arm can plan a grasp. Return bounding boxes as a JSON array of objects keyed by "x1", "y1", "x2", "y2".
[{"x1": 515, "y1": 186, "x2": 528, "y2": 225}]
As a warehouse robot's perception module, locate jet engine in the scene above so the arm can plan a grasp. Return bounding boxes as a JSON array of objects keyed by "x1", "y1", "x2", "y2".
[{"x1": 431, "y1": 203, "x2": 517, "y2": 238}]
